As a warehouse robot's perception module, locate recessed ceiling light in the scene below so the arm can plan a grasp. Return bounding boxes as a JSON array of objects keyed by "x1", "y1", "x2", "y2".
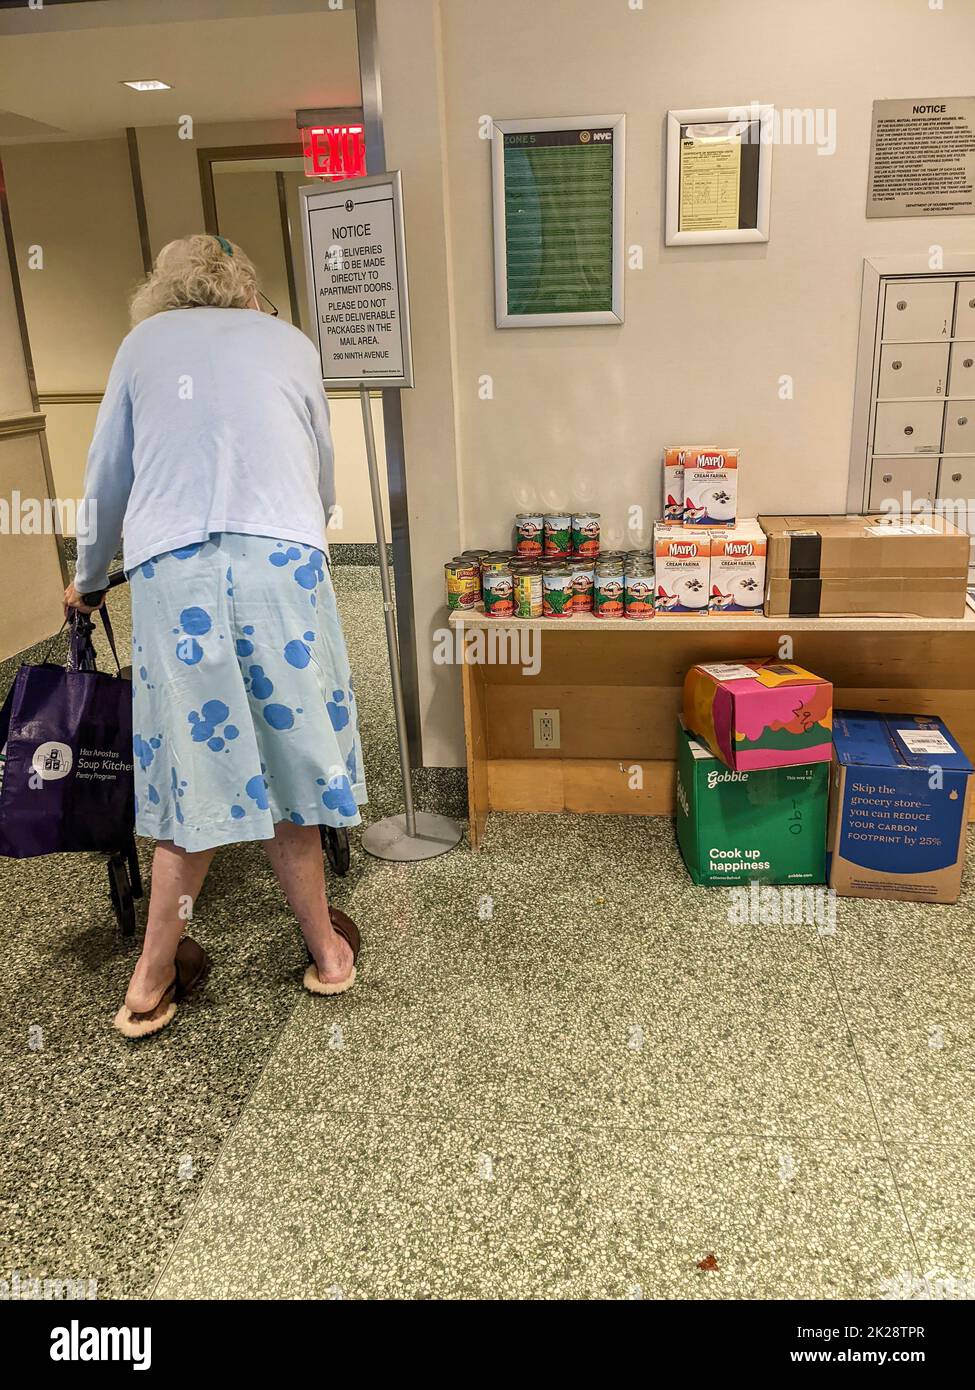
[{"x1": 121, "y1": 79, "x2": 172, "y2": 92}]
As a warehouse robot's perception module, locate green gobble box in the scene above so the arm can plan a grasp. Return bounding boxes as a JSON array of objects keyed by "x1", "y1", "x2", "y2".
[{"x1": 675, "y1": 718, "x2": 828, "y2": 885}]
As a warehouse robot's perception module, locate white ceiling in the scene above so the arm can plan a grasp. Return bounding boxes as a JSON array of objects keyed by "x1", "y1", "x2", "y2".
[{"x1": 0, "y1": 0, "x2": 361, "y2": 143}]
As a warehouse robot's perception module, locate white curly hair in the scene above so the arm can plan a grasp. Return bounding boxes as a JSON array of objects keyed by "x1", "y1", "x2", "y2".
[{"x1": 129, "y1": 233, "x2": 260, "y2": 325}]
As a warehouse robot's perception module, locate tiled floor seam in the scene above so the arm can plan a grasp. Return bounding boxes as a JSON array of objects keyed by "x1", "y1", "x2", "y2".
[
  {"x1": 818, "y1": 936, "x2": 925, "y2": 1271},
  {"x1": 239, "y1": 1069, "x2": 886, "y2": 1144},
  {"x1": 234, "y1": 1099, "x2": 899, "y2": 1146},
  {"x1": 146, "y1": 994, "x2": 307, "y2": 1299}
]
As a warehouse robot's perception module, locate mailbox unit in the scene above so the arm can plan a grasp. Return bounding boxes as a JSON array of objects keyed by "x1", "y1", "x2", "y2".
[{"x1": 849, "y1": 255, "x2": 975, "y2": 566}]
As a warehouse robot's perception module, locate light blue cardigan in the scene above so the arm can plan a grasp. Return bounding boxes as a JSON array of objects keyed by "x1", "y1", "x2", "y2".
[{"x1": 74, "y1": 307, "x2": 334, "y2": 591}]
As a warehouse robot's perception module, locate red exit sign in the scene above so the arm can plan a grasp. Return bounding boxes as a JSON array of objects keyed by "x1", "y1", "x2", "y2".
[{"x1": 302, "y1": 125, "x2": 367, "y2": 180}]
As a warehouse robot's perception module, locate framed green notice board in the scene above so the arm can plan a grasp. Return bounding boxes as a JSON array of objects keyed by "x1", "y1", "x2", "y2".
[{"x1": 491, "y1": 115, "x2": 625, "y2": 328}]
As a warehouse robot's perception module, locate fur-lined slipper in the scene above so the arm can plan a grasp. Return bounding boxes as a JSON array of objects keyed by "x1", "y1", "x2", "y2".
[
  {"x1": 303, "y1": 907, "x2": 361, "y2": 997},
  {"x1": 113, "y1": 936, "x2": 211, "y2": 1039}
]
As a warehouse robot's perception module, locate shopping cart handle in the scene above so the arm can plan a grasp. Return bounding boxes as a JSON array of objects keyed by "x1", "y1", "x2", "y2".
[{"x1": 80, "y1": 568, "x2": 127, "y2": 608}]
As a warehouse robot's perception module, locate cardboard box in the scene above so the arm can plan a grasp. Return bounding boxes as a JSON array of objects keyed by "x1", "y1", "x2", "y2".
[
  {"x1": 709, "y1": 521, "x2": 767, "y2": 615},
  {"x1": 654, "y1": 526, "x2": 710, "y2": 614},
  {"x1": 828, "y1": 710, "x2": 973, "y2": 903},
  {"x1": 683, "y1": 658, "x2": 833, "y2": 770},
  {"x1": 683, "y1": 448, "x2": 739, "y2": 527},
  {"x1": 759, "y1": 513, "x2": 969, "y2": 619},
  {"x1": 662, "y1": 448, "x2": 686, "y2": 523},
  {"x1": 676, "y1": 719, "x2": 828, "y2": 885}
]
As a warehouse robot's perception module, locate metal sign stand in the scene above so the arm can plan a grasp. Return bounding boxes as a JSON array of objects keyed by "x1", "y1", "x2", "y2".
[
  {"x1": 358, "y1": 387, "x2": 462, "y2": 861},
  {"x1": 300, "y1": 170, "x2": 462, "y2": 862}
]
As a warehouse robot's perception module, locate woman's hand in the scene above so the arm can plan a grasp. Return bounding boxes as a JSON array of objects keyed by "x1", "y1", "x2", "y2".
[{"x1": 63, "y1": 582, "x2": 104, "y2": 616}]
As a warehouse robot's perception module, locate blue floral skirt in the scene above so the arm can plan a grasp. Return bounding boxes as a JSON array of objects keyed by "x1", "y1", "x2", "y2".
[{"x1": 128, "y1": 533, "x2": 366, "y2": 852}]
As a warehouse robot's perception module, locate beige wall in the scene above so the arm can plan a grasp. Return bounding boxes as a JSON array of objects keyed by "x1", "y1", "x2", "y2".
[
  {"x1": 41, "y1": 400, "x2": 101, "y2": 507},
  {"x1": 0, "y1": 211, "x2": 64, "y2": 659},
  {"x1": 1, "y1": 138, "x2": 144, "y2": 393},
  {"x1": 134, "y1": 117, "x2": 299, "y2": 256},
  {"x1": 376, "y1": 0, "x2": 975, "y2": 766}
]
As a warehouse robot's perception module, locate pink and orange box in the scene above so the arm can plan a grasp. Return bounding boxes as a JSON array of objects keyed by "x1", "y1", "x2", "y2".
[{"x1": 683, "y1": 659, "x2": 834, "y2": 772}]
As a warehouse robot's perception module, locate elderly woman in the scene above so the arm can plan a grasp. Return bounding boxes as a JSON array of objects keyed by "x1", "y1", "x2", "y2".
[{"x1": 66, "y1": 234, "x2": 366, "y2": 1037}]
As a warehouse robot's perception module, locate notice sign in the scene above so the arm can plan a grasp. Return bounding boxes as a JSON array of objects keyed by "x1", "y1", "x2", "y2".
[
  {"x1": 298, "y1": 170, "x2": 413, "y2": 389},
  {"x1": 867, "y1": 97, "x2": 975, "y2": 218}
]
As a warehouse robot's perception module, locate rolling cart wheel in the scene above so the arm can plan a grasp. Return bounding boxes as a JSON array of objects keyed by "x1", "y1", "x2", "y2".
[
  {"x1": 320, "y1": 824, "x2": 351, "y2": 876},
  {"x1": 107, "y1": 852, "x2": 138, "y2": 937}
]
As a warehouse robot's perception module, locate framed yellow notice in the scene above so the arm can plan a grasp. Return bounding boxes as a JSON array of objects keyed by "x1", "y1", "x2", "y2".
[
  {"x1": 666, "y1": 104, "x2": 773, "y2": 245},
  {"x1": 679, "y1": 128, "x2": 741, "y2": 232}
]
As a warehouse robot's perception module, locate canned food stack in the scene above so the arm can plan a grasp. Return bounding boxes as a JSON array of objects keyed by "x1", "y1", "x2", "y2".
[{"x1": 444, "y1": 512, "x2": 656, "y2": 620}]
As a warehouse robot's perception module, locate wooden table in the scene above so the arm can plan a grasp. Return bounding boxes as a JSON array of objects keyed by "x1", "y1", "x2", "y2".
[{"x1": 451, "y1": 608, "x2": 975, "y2": 848}]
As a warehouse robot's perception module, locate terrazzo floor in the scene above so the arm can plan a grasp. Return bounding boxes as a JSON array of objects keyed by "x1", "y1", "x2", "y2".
[{"x1": 1, "y1": 565, "x2": 973, "y2": 1300}]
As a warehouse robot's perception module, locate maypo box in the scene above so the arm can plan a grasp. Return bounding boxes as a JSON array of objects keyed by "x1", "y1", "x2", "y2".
[
  {"x1": 654, "y1": 526, "x2": 710, "y2": 614},
  {"x1": 683, "y1": 447, "x2": 739, "y2": 527},
  {"x1": 683, "y1": 659, "x2": 833, "y2": 770},
  {"x1": 676, "y1": 719, "x2": 828, "y2": 885},
  {"x1": 661, "y1": 448, "x2": 686, "y2": 523},
  {"x1": 828, "y1": 710, "x2": 973, "y2": 903},
  {"x1": 709, "y1": 521, "x2": 767, "y2": 615}
]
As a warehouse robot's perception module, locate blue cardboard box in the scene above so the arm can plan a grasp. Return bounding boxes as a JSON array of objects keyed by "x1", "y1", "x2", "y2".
[{"x1": 828, "y1": 710, "x2": 973, "y2": 903}]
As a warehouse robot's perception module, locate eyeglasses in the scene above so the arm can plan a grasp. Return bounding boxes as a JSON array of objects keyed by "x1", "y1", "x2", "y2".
[{"x1": 258, "y1": 290, "x2": 279, "y2": 317}]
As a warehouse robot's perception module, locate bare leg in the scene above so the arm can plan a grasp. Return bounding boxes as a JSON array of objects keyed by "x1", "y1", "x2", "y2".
[
  {"x1": 261, "y1": 820, "x2": 353, "y2": 985},
  {"x1": 124, "y1": 841, "x2": 217, "y2": 1012}
]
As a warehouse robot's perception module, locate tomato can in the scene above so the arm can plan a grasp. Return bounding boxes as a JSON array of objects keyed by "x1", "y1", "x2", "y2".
[
  {"x1": 445, "y1": 557, "x2": 482, "y2": 612},
  {"x1": 483, "y1": 567, "x2": 515, "y2": 617},
  {"x1": 624, "y1": 564, "x2": 656, "y2": 620},
  {"x1": 571, "y1": 512, "x2": 601, "y2": 557},
  {"x1": 594, "y1": 562, "x2": 625, "y2": 618},
  {"x1": 515, "y1": 513, "x2": 544, "y2": 557},
  {"x1": 543, "y1": 513, "x2": 572, "y2": 558},
  {"x1": 542, "y1": 565, "x2": 573, "y2": 617},
  {"x1": 569, "y1": 556, "x2": 595, "y2": 613},
  {"x1": 513, "y1": 568, "x2": 543, "y2": 618},
  {"x1": 480, "y1": 555, "x2": 510, "y2": 576}
]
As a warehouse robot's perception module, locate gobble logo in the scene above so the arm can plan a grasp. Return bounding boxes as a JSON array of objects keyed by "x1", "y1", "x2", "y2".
[
  {"x1": 31, "y1": 741, "x2": 73, "y2": 781},
  {"x1": 707, "y1": 769, "x2": 748, "y2": 789}
]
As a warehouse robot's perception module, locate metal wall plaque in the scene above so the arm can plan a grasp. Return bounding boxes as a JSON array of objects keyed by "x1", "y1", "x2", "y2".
[{"x1": 867, "y1": 97, "x2": 975, "y2": 219}]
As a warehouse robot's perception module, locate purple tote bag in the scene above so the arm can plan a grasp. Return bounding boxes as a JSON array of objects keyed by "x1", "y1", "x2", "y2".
[{"x1": 0, "y1": 608, "x2": 134, "y2": 858}]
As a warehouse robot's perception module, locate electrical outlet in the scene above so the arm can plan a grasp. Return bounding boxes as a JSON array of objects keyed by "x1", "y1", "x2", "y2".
[{"x1": 532, "y1": 708, "x2": 560, "y2": 750}]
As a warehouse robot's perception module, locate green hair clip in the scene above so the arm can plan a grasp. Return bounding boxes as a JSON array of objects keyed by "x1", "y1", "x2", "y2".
[{"x1": 215, "y1": 235, "x2": 234, "y2": 256}]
